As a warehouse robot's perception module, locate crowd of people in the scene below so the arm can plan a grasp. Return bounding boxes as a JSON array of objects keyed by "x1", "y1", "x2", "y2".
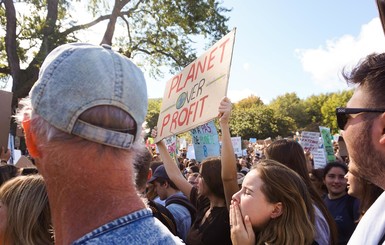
[{"x1": 0, "y1": 43, "x2": 385, "y2": 245}]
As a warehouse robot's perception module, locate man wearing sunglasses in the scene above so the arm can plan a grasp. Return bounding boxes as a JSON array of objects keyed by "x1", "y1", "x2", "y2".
[{"x1": 337, "y1": 53, "x2": 385, "y2": 245}]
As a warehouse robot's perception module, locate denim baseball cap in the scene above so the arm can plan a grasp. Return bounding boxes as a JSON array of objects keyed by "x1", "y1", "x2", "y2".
[
  {"x1": 30, "y1": 43, "x2": 148, "y2": 149},
  {"x1": 148, "y1": 165, "x2": 170, "y2": 183}
]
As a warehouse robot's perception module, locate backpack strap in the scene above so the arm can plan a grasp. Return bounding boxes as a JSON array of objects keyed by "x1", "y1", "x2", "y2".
[
  {"x1": 148, "y1": 200, "x2": 178, "y2": 235},
  {"x1": 165, "y1": 195, "x2": 197, "y2": 224}
]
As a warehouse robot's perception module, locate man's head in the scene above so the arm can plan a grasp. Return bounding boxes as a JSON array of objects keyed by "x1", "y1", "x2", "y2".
[
  {"x1": 148, "y1": 165, "x2": 178, "y2": 200},
  {"x1": 17, "y1": 43, "x2": 148, "y2": 171},
  {"x1": 341, "y1": 53, "x2": 385, "y2": 188},
  {"x1": 134, "y1": 147, "x2": 153, "y2": 193}
]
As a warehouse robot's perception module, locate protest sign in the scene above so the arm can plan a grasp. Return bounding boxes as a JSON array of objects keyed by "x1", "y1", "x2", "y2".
[
  {"x1": 249, "y1": 138, "x2": 257, "y2": 143},
  {"x1": 0, "y1": 90, "x2": 13, "y2": 149},
  {"x1": 190, "y1": 121, "x2": 220, "y2": 162},
  {"x1": 319, "y1": 126, "x2": 336, "y2": 163},
  {"x1": 300, "y1": 131, "x2": 320, "y2": 152},
  {"x1": 164, "y1": 135, "x2": 177, "y2": 159},
  {"x1": 231, "y1": 136, "x2": 242, "y2": 157},
  {"x1": 179, "y1": 137, "x2": 187, "y2": 150},
  {"x1": 186, "y1": 144, "x2": 195, "y2": 160},
  {"x1": 155, "y1": 29, "x2": 236, "y2": 142},
  {"x1": 312, "y1": 148, "x2": 328, "y2": 169}
]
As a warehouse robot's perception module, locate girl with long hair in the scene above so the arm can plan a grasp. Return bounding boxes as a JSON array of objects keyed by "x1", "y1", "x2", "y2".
[{"x1": 230, "y1": 159, "x2": 315, "y2": 245}]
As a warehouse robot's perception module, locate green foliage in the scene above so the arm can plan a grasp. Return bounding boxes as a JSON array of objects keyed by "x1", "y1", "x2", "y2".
[
  {"x1": 234, "y1": 95, "x2": 264, "y2": 109},
  {"x1": 321, "y1": 90, "x2": 354, "y2": 134},
  {"x1": 146, "y1": 98, "x2": 163, "y2": 131},
  {"x1": 268, "y1": 92, "x2": 307, "y2": 130},
  {"x1": 141, "y1": 90, "x2": 353, "y2": 141},
  {"x1": 1, "y1": 0, "x2": 230, "y2": 99},
  {"x1": 229, "y1": 105, "x2": 295, "y2": 140},
  {"x1": 302, "y1": 93, "x2": 330, "y2": 131}
]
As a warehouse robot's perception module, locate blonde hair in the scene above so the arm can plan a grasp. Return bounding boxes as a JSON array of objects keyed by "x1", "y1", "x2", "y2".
[
  {"x1": 0, "y1": 175, "x2": 53, "y2": 244},
  {"x1": 253, "y1": 159, "x2": 315, "y2": 245}
]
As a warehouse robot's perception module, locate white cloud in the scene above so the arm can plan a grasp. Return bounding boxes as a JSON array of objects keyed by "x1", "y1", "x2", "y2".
[
  {"x1": 227, "y1": 89, "x2": 258, "y2": 103},
  {"x1": 296, "y1": 18, "x2": 385, "y2": 89}
]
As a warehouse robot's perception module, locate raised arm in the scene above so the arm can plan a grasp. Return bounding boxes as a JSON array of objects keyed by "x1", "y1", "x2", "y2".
[
  {"x1": 153, "y1": 129, "x2": 193, "y2": 200},
  {"x1": 218, "y1": 97, "x2": 239, "y2": 210}
]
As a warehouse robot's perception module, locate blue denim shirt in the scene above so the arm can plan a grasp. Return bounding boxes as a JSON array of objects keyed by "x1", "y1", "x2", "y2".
[{"x1": 72, "y1": 208, "x2": 184, "y2": 245}]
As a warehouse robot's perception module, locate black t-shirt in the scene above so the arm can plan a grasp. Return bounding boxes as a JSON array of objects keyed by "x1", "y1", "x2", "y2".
[
  {"x1": 185, "y1": 187, "x2": 232, "y2": 245},
  {"x1": 323, "y1": 194, "x2": 360, "y2": 245}
]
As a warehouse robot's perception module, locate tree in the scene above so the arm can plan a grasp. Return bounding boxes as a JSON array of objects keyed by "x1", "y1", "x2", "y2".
[
  {"x1": 1, "y1": 0, "x2": 231, "y2": 113},
  {"x1": 146, "y1": 98, "x2": 162, "y2": 132},
  {"x1": 229, "y1": 104, "x2": 295, "y2": 140},
  {"x1": 302, "y1": 93, "x2": 330, "y2": 131},
  {"x1": 268, "y1": 92, "x2": 307, "y2": 130},
  {"x1": 321, "y1": 90, "x2": 354, "y2": 134},
  {"x1": 234, "y1": 95, "x2": 264, "y2": 109}
]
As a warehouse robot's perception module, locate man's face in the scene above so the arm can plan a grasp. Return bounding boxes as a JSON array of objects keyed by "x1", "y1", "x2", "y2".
[
  {"x1": 343, "y1": 87, "x2": 385, "y2": 187},
  {"x1": 153, "y1": 181, "x2": 167, "y2": 200}
]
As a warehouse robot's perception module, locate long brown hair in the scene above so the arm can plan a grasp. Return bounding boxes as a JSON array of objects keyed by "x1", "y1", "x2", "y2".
[
  {"x1": 265, "y1": 139, "x2": 338, "y2": 245},
  {"x1": 200, "y1": 157, "x2": 225, "y2": 199},
  {"x1": 253, "y1": 160, "x2": 315, "y2": 245}
]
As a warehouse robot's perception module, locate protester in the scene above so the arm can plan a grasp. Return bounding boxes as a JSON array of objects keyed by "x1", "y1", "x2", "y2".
[
  {"x1": 15, "y1": 43, "x2": 183, "y2": 244},
  {"x1": 148, "y1": 164, "x2": 195, "y2": 242},
  {"x1": 264, "y1": 139, "x2": 338, "y2": 245},
  {"x1": 0, "y1": 175, "x2": 53, "y2": 244},
  {"x1": 310, "y1": 168, "x2": 328, "y2": 198},
  {"x1": 322, "y1": 162, "x2": 359, "y2": 245},
  {"x1": 337, "y1": 53, "x2": 385, "y2": 244},
  {"x1": 238, "y1": 158, "x2": 250, "y2": 176},
  {"x1": 230, "y1": 159, "x2": 315, "y2": 245},
  {"x1": 0, "y1": 147, "x2": 10, "y2": 165},
  {"x1": 345, "y1": 165, "x2": 383, "y2": 223},
  {"x1": 185, "y1": 165, "x2": 199, "y2": 179},
  {"x1": 152, "y1": 97, "x2": 236, "y2": 245},
  {"x1": 0, "y1": 165, "x2": 19, "y2": 186},
  {"x1": 187, "y1": 172, "x2": 199, "y2": 188},
  {"x1": 133, "y1": 146, "x2": 178, "y2": 236}
]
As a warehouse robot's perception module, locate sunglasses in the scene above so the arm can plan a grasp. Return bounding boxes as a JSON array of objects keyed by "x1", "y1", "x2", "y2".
[{"x1": 336, "y1": 107, "x2": 385, "y2": 130}]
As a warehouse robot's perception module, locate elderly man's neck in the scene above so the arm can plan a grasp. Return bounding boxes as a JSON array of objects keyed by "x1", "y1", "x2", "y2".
[{"x1": 39, "y1": 158, "x2": 146, "y2": 245}]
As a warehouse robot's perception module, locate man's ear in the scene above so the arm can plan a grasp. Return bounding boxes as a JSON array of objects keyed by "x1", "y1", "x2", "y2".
[
  {"x1": 378, "y1": 113, "x2": 385, "y2": 145},
  {"x1": 270, "y1": 202, "x2": 283, "y2": 219},
  {"x1": 22, "y1": 120, "x2": 42, "y2": 159},
  {"x1": 163, "y1": 181, "x2": 170, "y2": 188}
]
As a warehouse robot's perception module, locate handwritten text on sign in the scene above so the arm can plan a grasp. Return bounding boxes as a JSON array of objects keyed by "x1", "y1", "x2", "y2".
[
  {"x1": 190, "y1": 121, "x2": 220, "y2": 162},
  {"x1": 300, "y1": 131, "x2": 320, "y2": 152},
  {"x1": 155, "y1": 29, "x2": 236, "y2": 142}
]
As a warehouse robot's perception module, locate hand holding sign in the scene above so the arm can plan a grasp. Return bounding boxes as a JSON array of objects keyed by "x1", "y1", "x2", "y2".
[
  {"x1": 151, "y1": 127, "x2": 158, "y2": 139},
  {"x1": 218, "y1": 97, "x2": 232, "y2": 124}
]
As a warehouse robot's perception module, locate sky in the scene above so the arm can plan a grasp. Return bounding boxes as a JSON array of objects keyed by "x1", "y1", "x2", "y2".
[
  {"x1": 209, "y1": 0, "x2": 385, "y2": 103},
  {"x1": 6, "y1": 1, "x2": 385, "y2": 104}
]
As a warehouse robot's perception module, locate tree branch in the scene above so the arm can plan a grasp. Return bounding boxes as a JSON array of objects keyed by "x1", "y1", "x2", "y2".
[
  {"x1": 60, "y1": 13, "x2": 113, "y2": 36},
  {"x1": 136, "y1": 47, "x2": 182, "y2": 67},
  {"x1": 4, "y1": 0, "x2": 20, "y2": 92},
  {"x1": 0, "y1": 67, "x2": 11, "y2": 75}
]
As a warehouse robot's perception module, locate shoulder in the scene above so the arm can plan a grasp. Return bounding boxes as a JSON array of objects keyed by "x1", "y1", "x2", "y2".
[
  {"x1": 313, "y1": 204, "x2": 330, "y2": 245},
  {"x1": 73, "y1": 209, "x2": 184, "y2": 245}
]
